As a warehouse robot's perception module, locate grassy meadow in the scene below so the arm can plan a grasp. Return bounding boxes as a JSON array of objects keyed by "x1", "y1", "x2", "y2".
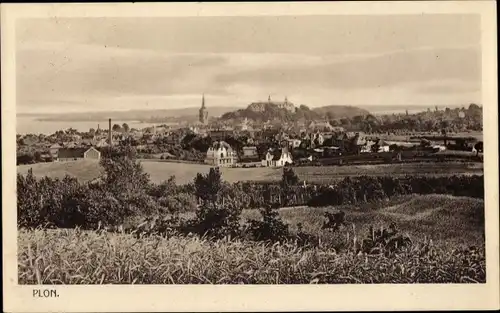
[
  {"x1": 18, "y1": 194, "x2": 485, "y2": 284},
  {"x1": 17, "y1": 159, "x2": 484, "y2": 185}
]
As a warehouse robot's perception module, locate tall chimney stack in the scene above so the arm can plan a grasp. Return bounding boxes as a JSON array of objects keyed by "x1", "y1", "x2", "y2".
[{"x1": 108, "y1": 118, "x2": 112, "y2": 146}]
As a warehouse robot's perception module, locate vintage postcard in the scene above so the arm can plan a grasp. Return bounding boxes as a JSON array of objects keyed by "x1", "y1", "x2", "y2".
[{"x1": 2, "y1": 1, "x2": 499, "y2": 312}]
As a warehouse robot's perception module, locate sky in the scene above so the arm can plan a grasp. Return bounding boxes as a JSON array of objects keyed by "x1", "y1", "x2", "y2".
[{"x1": 16, "y1": 15, "x2": 481, "y2": 114}]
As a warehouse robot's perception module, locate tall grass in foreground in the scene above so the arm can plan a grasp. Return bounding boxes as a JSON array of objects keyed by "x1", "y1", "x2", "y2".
[{"x1": 18, "y1": 229, "x2": 485, "y2": 284}]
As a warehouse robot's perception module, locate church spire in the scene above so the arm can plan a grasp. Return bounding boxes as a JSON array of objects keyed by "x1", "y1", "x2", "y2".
[
  {"x1": 199, "y1": 93, "x2": 208, "y2": 125},
  {"x1": 268, "y1": 95, "x2": 271, "y2": 103}
]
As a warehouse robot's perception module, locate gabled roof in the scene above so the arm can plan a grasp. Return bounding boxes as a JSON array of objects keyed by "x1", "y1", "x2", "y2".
[
  {"x1": 268, "y1": 147, "x2": 290, "y2": 161},
  {"x1": 210, "y1": 141, "x2": 233, "y2": 151},
  {"x1": 85, "y1": 147, "x2": 100, "y2": 154}
]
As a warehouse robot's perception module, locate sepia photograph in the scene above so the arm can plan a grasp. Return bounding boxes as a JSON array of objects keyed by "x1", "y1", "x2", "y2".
[{"x1": 2, "y1": 1, "x2": 499, "y2": 312}]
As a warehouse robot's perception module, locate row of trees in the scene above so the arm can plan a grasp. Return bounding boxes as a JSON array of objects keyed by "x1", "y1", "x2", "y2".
[{"x1": 327, "y1": 104, "x2": 483, "y2": 134}]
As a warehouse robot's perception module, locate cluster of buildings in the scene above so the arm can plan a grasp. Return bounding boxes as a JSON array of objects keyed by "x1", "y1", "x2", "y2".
[
  {"x1": 204, "y1": 140, "x2": 293, "y2": 168},
  {"x1": 45, "y1": 119, "x2": 119, "y2": 161},
  {"x1": 22, "y1": 94, "x2": 476, "y2": 167}
]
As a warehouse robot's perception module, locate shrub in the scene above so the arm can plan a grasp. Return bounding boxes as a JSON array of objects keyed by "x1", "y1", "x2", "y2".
[
  {"x1": 17, "y1": 170, "x2": 84, "y2": 229},
  {"x1": 194, "y1": 167, "x2": 223, "y2": 205},
  {"x1": 181, "y1": 167, "x2": 243, "y2": 239},
  {"x1": 99, "y1": 145, "x2": 151, "y2": 196},
  {"x1": 158, "y1": 192, "x2": 197, "y2": 214},
  {"x1": 280, "y1": 167, "x2": 300, "y2": 206},
  {"x1": 246, "y1": 204, "x2": 290, "y2": 242},
  {"x1": 182, "y1": 200, "x2": 242, "y2": 239}
]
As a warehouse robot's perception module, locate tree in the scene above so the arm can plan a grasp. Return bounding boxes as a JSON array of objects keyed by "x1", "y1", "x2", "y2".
[
  {"x1": 340, "y1": 118, "x2": 351, "y2": 127},
  {"x1": 474, "y1": 141, "x2": 483, "y2": 155},
  {"x1": 189, "y1": 167, "x2": 243, "y2": 239},
  {"x1": 364, "y1": 123, "x2": 373, "y2": 133},
  {"x1": 122, "y1": 123, "x2": 130, "y2": 133},
  {"x1": 17, "y1": 152, "x2": 34, "y2": 165},
  {"x1": 281, "y1": 167, "x2": 299, "y2": 188},
  {"x1": 194, "y1": 167, "x2": 223, "y2": 205},
  {"x1": 66, "y1": 128, "x2": 77, "y2": 135},
  {"x1": 352, "y1": 115, "x2": 364, "y2": 125},
  {"x1": 371, "y1": 140, "x2": 380, "y2": 153},
  {"x1": 420, "y1": 139, "x2": 431, "y2": 147},
  {"x1": 112, "y1": 124, "x2": 122, "y2": 132},
  {"x1": 330, "y1": 119, "x2": 340, "y2": 127},
  {"x1": 99, "y1": 145, "x2": 150, "y2": 196},
  {"x1": 281, "y1": 167, "x2": 299, "y2": 206},
  {"x1": 33, "y1": 151, "x2": 42, "y2": 162},
  {"x1": 468, "y1": 103, "x2": 480, "y2": 110}
]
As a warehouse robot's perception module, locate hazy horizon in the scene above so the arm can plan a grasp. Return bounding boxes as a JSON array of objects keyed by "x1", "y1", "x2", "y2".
[
  {"x1": 17, "y1": 15, "x2": 481, "y2": 114},
  {"x1": 17, "y1": 103, "x2": 472, "y2": 117}
]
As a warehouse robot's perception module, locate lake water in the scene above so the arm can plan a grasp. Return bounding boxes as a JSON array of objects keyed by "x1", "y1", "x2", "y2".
[{"x1": 16, "y1": 116, "x2": 161, "y2": 135}]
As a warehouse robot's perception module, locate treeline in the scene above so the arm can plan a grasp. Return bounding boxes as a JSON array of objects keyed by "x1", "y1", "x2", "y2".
[
  {"x1": 17, "y1": 146, "x2": 484, "y2": 230},
  {"x1": 210, "y1": 174, "x2": 483, "y2": 208},
  {"x1": 17, "y1": 150, "x2": 54, "y2": 165}
]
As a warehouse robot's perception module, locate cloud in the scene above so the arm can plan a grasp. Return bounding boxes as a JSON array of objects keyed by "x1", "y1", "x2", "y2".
[
  {"x1": 215, "y1": 46, "x2": 481, "y2": 90},
  {"x1": 416, "y1": 80, "x2": 481, "y2": 95},
  {"x1": 15, "y1": 14, "x2": 482, "y2": 112},
  {"x1": 16, "y1": 15, "x2": 481, "y2": 55},
  {"x1": 17, "y1": 41, "x2": 231, "y2": 109}
]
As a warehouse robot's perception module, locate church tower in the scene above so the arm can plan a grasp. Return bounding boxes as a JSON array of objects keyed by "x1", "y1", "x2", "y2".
[{"x1": 199, "y1": 94, "x2": 208, "y2": 125}]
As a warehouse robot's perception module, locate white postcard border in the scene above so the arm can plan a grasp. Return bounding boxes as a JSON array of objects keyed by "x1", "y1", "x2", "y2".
[{"x1": 2, "y1": 1, "x2": 498, "y2": 312}]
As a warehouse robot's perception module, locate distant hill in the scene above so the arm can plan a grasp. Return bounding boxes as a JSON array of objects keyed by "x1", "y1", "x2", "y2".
[
  {"x1": 220, "y1": 101, "x2": 370, "y2": 122},
  {"x1": 312, "y1": 105, "x2": 371, "y2": 119},
  {"x1": 29, "y1": 106, "x2": 240, "y2": 123}
]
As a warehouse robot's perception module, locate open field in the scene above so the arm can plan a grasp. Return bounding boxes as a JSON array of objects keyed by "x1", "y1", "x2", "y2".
[
  {"x1": 177, "y1": 194, "x2": 485, "y2": 247},
  {"x1": 274, "y1": 194, "x2": 484, "y2": 247},
  {"x1": 17, "y1": 160, "x2": 484, "y2": 185},
  {"x1": 18, "y1": 194, "x2": 485, "y2": 284}
]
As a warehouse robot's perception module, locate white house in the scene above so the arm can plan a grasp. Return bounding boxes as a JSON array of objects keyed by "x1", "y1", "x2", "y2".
[
  {"x1": 288, "y1": 139, "x2": 302, "y2": 149},
  {"x1": 261, "y1": 147, "x2": 293, "y2": 167},
  {"x1": 312, "y1": 133, "x2": 325, "y2": 146},
  {"x1": 378, "y1": 140, "x2": 391, "y2": 153},
  {"x1": 361, "y1": 139, "x2": 390, "y2": 153},
  {"x1": 205, "y1": 141, "x2": 237, "y2": 167}
]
